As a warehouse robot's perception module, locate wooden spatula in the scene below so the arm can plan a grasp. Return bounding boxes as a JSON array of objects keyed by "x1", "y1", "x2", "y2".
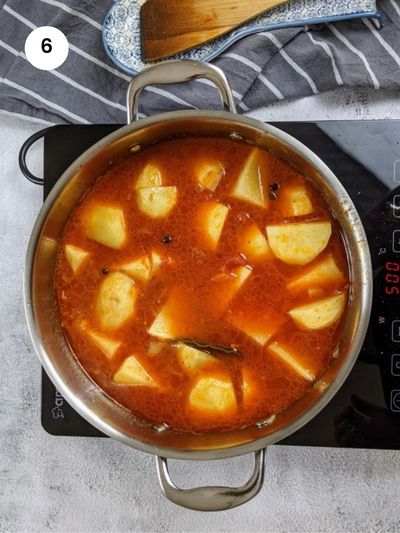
[{"x1": 140, "y1": 0, "x2": 290, "y2": 62}]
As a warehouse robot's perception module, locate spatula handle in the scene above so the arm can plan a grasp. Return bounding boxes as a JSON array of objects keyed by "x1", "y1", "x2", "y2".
[{"x1": 126, "y1": 60, "x2": 236, "y2": 123}]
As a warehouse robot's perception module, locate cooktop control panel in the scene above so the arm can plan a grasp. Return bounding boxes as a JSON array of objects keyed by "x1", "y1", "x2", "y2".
[{"x1": 368, "y1": 180, "x2": 400, "y2": 416}]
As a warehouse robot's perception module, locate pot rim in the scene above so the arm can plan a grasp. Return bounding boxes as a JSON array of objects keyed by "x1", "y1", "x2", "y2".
[{"x1": 24, "y1": 109, "x2": 373, "y2": 460}]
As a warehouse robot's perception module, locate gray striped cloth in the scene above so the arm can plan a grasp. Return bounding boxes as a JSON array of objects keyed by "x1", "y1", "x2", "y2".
[{"x1": 1, "y1": 0, "x2": 400, "y2": 125}]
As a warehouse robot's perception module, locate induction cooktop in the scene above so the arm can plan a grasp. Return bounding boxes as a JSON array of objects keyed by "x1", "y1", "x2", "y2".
[{"x1": 35, "y1": 121, "x2": 400, "y2": 449}]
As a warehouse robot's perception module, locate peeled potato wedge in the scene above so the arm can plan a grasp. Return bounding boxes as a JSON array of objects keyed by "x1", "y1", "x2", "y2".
[
  {"x1": 120, "y1": 251, "x2": 170, "y2": 283},
  {"x1": 113, "y1": 355, "x2": 155, "y2": 386},
  {"x1": 150, "y1": 251, "x2": 173, "y2": 274},
  {"x1": 282, "y1": 185, "x2": 313, "y2": 217},
  {"x1": 232, "y1": 323, "x2": 271, "y2": 346},
  {"x1": 267, "y1": 221, "x2": 332, "y2": 266},
  {"x1": 238, "y1": 224, "x2": 272, "y2": 261},
  {"x1": 288, "y1": 255, "x2": 344, "y2": 291},
  {"x1": 242, "y1": 371, "x2": 267, "y2": 407},
  {"x1": 229, "y1": 310, "x2": 285, "y2": 346},
  {"x1": 226, "y1": 265, "x2": 252, "y2": 302},
  {"x1": 231, "y1": 265, "x2": 253, "y2": 290},
  {"x1": 149, "y1": 287, "x2": 201, "y2": 340},
  {"x1": 86, "y1": 205, "x2": 126, "y2": 249},
  {"x1": 213, "y1": 265, "x2": 253, "y2": 313},
  {"x1": 231, "y1": 148, "x2": 268, "y2": 208},
  {"x1": 87, "y1": 330, "x2": 121, "y2": 359},
  {"x1": 268, "y1": 342, "x2": 315, "y2": 382},
  {"x1": 64, "y1": 244, "x2": 89, "y2": 274},
  {"x1": 137, "y1": 186, "x2": 177, "y2": 219},
  {"x1": 224, "y1": 265, "x2": 252, "y2": 299},
  {"x1": 96, "y1": 272, "x2": 136, "y2": 329},
  {"x1": 195, "y1": 161, "x2": 224, "y2": 191},
  {"x1": 288, "y1": 293, "x2": 346, "y2": 331},
  {"x1": 148, "y1": 304, "x2": 175, "y2": 339},
  {"x1": 150, "y1": 251, "x2": 164, "y2": 274},
  {"x1": 188, "y1": 376, "x2": 237, "y2": 413},
  {"x1": 198, "y1": 201, "x2": 229, "y2": 251},
  {"x1": 135, "y1": 162, "x2": 162, "y2": 189},
  {"x1": 176, "y1": 342, "x2": 215, "y2": 370},
  {"x1": 120, "y1": 256, "x2": 152, "y2": 283}
]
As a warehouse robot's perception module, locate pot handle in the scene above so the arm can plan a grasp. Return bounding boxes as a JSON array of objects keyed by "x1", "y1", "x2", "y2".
[
  {"x1": 126, "y1": 60, "x2": 236, "y2": 123},
  {"x1": 18, "y1": 127, "x2": 52, "y2": 186},
  {"x1": 156, "y1": 449, "x2": 266, "y2": 512}
]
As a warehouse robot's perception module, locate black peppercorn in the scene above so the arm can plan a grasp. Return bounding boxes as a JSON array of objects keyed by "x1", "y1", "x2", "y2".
[
  {"x1": 162, "y1": 235, "x2": 173, "y2": 244},
  {"x1": 101, "y1": 268, "x2": 109, "y2": 275},
  {"x1": 269, "y1": 192, "x2": 278, "y2": 200},
  {"x1": 270, "y1": 182, "x2": 279, "y2": 191}
]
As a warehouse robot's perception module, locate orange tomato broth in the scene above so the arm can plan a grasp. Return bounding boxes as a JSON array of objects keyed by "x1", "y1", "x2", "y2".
[{"x1": 55, "y1": 136, "x2": 349, "y2": 433}]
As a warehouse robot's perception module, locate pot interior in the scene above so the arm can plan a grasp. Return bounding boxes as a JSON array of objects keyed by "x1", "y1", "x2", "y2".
[{"x1": 28, "y1": 113, "x2": 371, "y2": 459}]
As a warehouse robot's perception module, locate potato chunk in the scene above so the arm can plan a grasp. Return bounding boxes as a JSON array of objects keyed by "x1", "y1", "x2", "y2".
[
  {"x1": 231, "y1": 148, "x2": 268, "y2": 208},
  {"x1": 238, "y1": 224, "x2": 272, "y2": 261},
  {"x1": 216, "y1": 265, "x2": 253, "y2": 312},
  {"x1": 267, "y1": 342, "x2": 315, "y2": 382},
  {"x1": 120, "y1": 256, "x2": 152, "y2": 283},
  {"x1": 120, "y1": 251, "x2": 170, "y2": 283},
  {"x1": 242, "y1": 371, "x2": 267, "y2": 408},
  {"x1": 64, "y1": 244, "x2": 89, "y2": 274},
  {"x1": 288, "y1": 255, "x2": 344, "y2": 291},
  {"x1": 137, "y1": 186, "x2": 177, "y2": 219},
  {"x1": 288, "y1": 293, "x2": 346, "y2": 330},
  {"x1": 195, "y1": 161, "x2": 224, "y2": 191},
  {"x1": 148, "y1": 304, "x2": 175, "y2": 339},
  {"x1": 188, "y1": 376, "x2": 236, "y2": 413},
  {"x1": 150, "y1": 251, "x2": 164, "y2": 274},
  {"x1": 229, "y1": 310, "x2": 285, "y2": 346},
  {"x1": 231, "y1": 265, "x2": 253, "y2": 290},
  {"x1": 135, "y1": 163, "x2": 162, "y2": 189},
  {"x1": 96, "y1": 272, "x2": 136, "y2": 329},
  {"x1": 282, "y1": 185, "x2": 313, "y2": 217},
  {"x1": 176, "y1": 342, "x2": 215, "y2": 370},
  {"x1": 113, "y1": 355, "x2": 155, "y2": 386},
  {"x1": 86, "y1": 205, "x2": 126, "y2": 249},
  {"x1": 87, "y1": 330, "x2": 121, "y2": 359},
  {"x1": 266, "y1": 221, "x2": 332, "y2": 266},
  {"x1": 149, "y1": 287, "x2": 203, "y2": 340},
  {"x1": 198, "y1": 201, "x2": 229, "y2": 251}
]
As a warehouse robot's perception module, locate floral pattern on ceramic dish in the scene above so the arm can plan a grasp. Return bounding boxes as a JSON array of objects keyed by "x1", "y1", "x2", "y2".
[{"x1": 102, "y1": 0, "x2": 379, "y2": 75}]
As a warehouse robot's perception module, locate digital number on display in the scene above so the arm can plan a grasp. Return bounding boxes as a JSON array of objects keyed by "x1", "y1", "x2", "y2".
[{"x1": 385, "y1": 261, "x2": 400, "y2": 296}]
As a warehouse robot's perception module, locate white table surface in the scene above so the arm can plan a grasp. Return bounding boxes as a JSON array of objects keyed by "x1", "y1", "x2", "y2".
[{"x1": 1, "y1": 86, "x2": 400, "y2": 533}]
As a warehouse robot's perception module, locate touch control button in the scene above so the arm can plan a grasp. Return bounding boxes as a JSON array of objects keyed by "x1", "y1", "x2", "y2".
[
  {"x1": 392, "y1": 321, "x2": 400, "y2": 342},
  {"x1": 390, "y1": 390, "x2": 400, "y2": 412},
  {"x1": 393, "y1": 195, "x2": 400, "y2": 219},
  {"x1": 393, "y1": 230, "x2": 400, "y2": 253},
  {"x1": 391, "y1": 354, "x2": 400, "y2": 376}
]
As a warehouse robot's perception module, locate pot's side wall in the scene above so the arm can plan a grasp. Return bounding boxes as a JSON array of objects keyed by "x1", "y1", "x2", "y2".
[{"x1": 26, "y1": 112, "x2": 372, "y2": 460}]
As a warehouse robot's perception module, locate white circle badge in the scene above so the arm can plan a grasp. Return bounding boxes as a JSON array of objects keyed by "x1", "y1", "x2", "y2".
[{"x1": 25, "y1": 26, "x2": 69, "y2": 71}]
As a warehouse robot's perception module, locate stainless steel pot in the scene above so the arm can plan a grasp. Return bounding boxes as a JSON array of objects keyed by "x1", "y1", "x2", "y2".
[{"x1": 24, "y1": 60, "x2": 372, "y2": 512}]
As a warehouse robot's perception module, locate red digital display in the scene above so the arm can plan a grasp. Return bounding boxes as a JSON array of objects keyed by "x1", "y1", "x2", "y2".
[{"x1": 385, "y1": 261, "x2": 400, "y2": 295}]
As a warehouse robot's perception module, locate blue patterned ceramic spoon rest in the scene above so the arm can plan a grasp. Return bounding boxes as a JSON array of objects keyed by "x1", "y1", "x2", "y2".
[{"x1": 103, "y1": 0, "x2": 380, "y2": 75}]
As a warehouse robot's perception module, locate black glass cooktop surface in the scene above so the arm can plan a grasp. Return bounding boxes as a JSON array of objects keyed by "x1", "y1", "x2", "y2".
[{"x1": 40, "y1": 121, "x2": 400, "y2": 449}]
